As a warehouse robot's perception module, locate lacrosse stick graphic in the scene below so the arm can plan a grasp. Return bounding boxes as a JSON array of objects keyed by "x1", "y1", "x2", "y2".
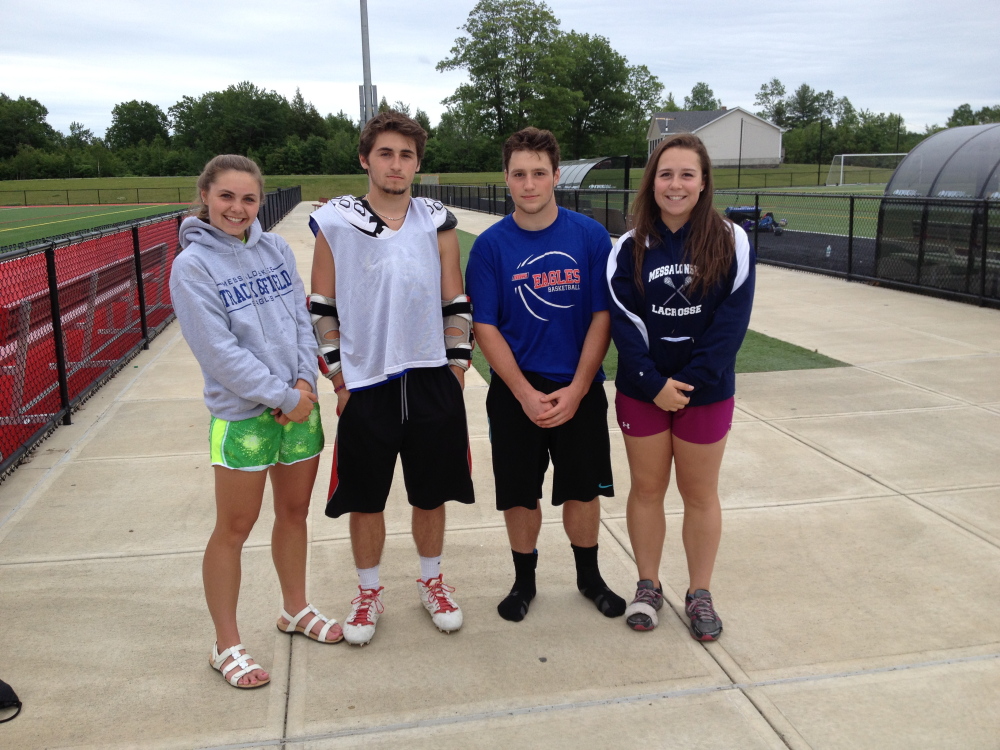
[{"x1": 663, "y1": 275, "x2": 693, "y2": 306}]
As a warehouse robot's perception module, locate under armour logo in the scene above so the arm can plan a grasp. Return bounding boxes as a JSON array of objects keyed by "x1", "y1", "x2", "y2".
[{"x1": 621, "y1": 422, "x2": 630, "y2": 429}]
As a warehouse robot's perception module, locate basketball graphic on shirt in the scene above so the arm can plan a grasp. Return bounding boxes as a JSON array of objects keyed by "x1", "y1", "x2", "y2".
[{"x1": 512, "y1": 251, "x2": 580, "y2": 322}]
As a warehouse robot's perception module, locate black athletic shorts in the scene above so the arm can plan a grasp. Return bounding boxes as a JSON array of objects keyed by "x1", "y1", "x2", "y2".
[
  {"x1": 486, "y1": 371, "x2": 614, "y2": 511},
  {"x1": 325, "y1": 366, "x2": 475, "y2": 518}
]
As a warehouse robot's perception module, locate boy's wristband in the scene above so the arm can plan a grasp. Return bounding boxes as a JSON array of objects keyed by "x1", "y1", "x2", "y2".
[{"x1": 334, "y1": 383, "x2": 346, "y2": 393}]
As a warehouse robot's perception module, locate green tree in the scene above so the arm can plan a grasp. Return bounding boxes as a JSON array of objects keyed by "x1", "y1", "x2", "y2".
[
  {"x1": 0, "y1": 93, "x2": 59, "y2": 159},
  {"x1": 437, "y1": 0, "x2": 560, "y2": 139},
  {"x1": 169, "y1": 82, "x2": 291, "y2": 158},
  {"x1": 537, "y1": 31, "x2": 631, "y2": 158},
  {"x1": 105, "y1": 100, "x2": 169, "y2": 150},
  {"x1": 683, "y1": 82, "x2": 719, "y2": 111},
  {"x1": 947, "y1": 103, "x2": 1000, "y2": 127},
  {"x1": 975, "y1": 105, "x2": 1000, "y2": 123},
  {"x1": 289, "y1": 88, "x2": 327, "y2": 140},
  {"x1": 754, "y1": 77, "x2": 787, "y2": 126},
  {"x1": 785, "y1": 83, "x2": 835, "y2": 128},
  {"x1": 611, "y1": 64, "x2": 664, "y2": 160},
  {"x1": 423, "y1": 103, "x2": 497, "y2": 172},
  {"x1": 66, "y1": 122, "x2": 95, "y2": 149},
  {"x1": 414, "y1": 108, "x2": 433, "y2": 135},
  {"x1": 662, "y1": 91, "x2": 679, "y2": 111},
  {"x1": 946, "y1": 103, "x2": 975, "y2": 128}
]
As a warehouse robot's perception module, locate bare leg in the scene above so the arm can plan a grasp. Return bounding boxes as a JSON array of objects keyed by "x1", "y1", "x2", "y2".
[
  {"x1": 562, "y1": 499, "x2": 600, "y2": 547},
  {"x1": 349, "y1": 512, "x2": 385, "y2": 569},
  {"x1": 503, "y1": 505, "x2": 543, "y2": 553},
  {"x1": 412, "y1": 505, "x2": 446, "y2": 558},
  {"x1": 270, "y1": 456, "x2": 341, "y2": 641},
  {"x1": 204, "y1": 466, "x2": 268, "y2": 686},
  {"x1": 623, "y1": 430, "x2": 674, "y2": 588},
  {"x1": 673, "y1": 433, "x2": 727, "y2": 593}
]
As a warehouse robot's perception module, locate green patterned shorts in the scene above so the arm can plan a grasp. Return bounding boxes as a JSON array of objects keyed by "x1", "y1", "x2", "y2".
[{"x1": 209, "y1": 405, "x2": 324, "y2": 471}]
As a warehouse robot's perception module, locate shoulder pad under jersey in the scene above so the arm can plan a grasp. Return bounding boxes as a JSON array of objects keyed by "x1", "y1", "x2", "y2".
[
  {"x1": 328, "y1": 195, "x2": 381, "y2": 237},
  {"x1": 418, "y1": 197, "x2": 457, "y2": 231}
]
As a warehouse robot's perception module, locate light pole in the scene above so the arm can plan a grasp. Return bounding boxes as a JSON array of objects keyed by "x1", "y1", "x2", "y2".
[{"x1": 358, "y1": 0, "x2": 377, "y2": 127}]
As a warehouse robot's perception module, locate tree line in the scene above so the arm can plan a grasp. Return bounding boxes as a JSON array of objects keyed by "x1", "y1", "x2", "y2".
[{"x1": 2, "y1": 0, "x2": 998, "y2": 182}]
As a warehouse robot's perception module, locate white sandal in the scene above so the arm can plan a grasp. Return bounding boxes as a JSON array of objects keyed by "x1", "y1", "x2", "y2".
[
  {"x1": 210, "y1": 643, "x2": 270, "y2": 689},
  {"x1": 277, "y1": 604, "x2": 343, "y2": 643}
]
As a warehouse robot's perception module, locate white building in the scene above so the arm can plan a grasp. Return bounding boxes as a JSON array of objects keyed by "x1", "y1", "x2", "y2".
[{"x1": 647, "y1": 108, "x2": 783, "y2": 167}]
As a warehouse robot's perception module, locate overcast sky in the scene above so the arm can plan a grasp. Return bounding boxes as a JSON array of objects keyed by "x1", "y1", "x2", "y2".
[{"x1": 2, "y1": 0, "x2": 997, "y2": 138}]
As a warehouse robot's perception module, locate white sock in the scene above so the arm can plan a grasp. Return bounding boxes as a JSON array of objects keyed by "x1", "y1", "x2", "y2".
[
  {"x1": 357, "y1": 565, "x2": 380, "y2": 590},
  {"x1": 419, "y1": 555, "x2": 441, "y2": 581}
]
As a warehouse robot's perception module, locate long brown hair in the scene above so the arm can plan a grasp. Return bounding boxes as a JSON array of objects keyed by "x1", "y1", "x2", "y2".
[
  {"x1": 629, "y1": 134, "x2": 734, "y2": 297},
  {"x1": 192, "y1": 154, "x2": 265, "y2": 223}
]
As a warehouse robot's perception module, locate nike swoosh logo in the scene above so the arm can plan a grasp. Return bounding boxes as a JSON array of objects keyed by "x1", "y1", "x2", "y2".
[{"x1": 598, "y1": 483, "x2": 613, "y2": 489}]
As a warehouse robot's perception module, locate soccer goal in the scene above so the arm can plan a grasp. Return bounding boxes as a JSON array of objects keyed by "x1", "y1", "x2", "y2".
[{"x1": 825, "y1": 153, "x2": 908, "y2": 186}]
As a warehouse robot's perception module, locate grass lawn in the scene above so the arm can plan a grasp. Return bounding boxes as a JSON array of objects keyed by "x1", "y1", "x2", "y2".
[
  {"x1": 0, "y1": 204, "x2": 182, "y2": 249},
  {"x1": 455, "y1": 229, "x2": 848, "y2": 382}
]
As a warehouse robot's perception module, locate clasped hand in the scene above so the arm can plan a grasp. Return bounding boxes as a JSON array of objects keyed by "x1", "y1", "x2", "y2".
[
  {"x1": 519, "y1": 384, "x2": 584, "y2": 428},
  {"x1": 271, "y1": 380, "x2": 318, "y2": 425},
  {"x1": 653, "y1": 378, "x2": 694, "y2": 412}
]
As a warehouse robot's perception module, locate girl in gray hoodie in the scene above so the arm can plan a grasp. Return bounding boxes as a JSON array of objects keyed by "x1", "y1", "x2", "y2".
[{"x1": 169, "y1": 155, "x2": 342, "y2": 690}]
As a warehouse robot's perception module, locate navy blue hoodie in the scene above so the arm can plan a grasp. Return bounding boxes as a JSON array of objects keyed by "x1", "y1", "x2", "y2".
[{"x1": 606, "y1": 220, "x2": 755, "y2": 407}]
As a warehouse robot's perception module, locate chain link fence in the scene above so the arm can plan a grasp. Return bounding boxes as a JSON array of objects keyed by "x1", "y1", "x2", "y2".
[
  {"x1": 414, "y1": 183, "x2": 1000, "y2": 308},
  {"x1": 0, "y1": 186, "x2": 302, "y2": 480}
]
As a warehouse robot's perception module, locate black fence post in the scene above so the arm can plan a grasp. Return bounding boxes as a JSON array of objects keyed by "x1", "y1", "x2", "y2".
[
  {"x1": 981, "y1": 200, "x2": 989, "y2": 305},
  {"x1": 753, "y1": 194, "x2": 760, "y2": 250},
  {"x1": 44, "y1": 245, "x2": 72, "y2": 426},
  {"x1": 965, "y1": 201, "x2": 980, "y2": 295},
  {"x1": 916, "y1": 203, "x2": 929, "y2": 286},
  {"x1": 847, "y1": 196, "x2": 855, "y2": 281},
  {"x1": 131, "y1": 225, "x2": 150, "y2": 349}
]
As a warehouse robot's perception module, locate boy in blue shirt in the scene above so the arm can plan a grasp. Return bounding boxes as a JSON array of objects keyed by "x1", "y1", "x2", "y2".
[{"x1": 466, "y1": 128, "x2": 625, "y2": 622}]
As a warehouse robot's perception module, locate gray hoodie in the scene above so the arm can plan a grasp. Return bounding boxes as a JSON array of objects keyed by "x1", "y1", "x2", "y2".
[{"x1": 169, "y1": 215, "x2": 317, "y2": 422}]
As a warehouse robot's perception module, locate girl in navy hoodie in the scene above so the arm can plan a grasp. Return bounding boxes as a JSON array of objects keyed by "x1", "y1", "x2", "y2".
[
  {"x1": 607, "y1": 134, "x2": 754, "y2": 639},
  {"x1": 170, "y1": 155, "x2": 342, "y2": 690}
]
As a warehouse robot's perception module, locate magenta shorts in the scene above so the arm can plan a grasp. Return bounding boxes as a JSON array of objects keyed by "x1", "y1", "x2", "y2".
[{"x1": 614, "y1": 392, "x2": 735, "y2": 444}]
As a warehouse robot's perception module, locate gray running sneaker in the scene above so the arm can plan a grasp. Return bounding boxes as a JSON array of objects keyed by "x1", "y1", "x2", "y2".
[
  {"x1": 624, "y1": 579, "x2": 663, "y2": 631},
  {"x1": 685, "y1": 589, "x2": 723, "y2": 641}
]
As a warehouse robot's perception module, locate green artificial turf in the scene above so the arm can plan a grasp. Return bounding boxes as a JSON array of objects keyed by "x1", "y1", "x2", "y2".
[{"x1": 0, "y1": 204, "x2": 181, "y2": 248}]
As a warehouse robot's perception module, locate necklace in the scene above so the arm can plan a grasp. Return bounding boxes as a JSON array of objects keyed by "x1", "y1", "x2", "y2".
[{"x1": 364, "y1": 196, "x2": 408, "y2": 222}]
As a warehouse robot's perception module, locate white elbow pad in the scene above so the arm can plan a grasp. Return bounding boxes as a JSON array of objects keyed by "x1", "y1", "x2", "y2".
[
  {"x1": 308, "y1": 293, "x2": 341, "y2": 379},
  {"x1": 442, "y1": 294, "x2": 473, "y2": 371}
]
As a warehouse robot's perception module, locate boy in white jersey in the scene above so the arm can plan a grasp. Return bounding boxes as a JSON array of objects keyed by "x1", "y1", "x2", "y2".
[{"x1": 309, "y1": 111, "x2": 475, "y2": 646}]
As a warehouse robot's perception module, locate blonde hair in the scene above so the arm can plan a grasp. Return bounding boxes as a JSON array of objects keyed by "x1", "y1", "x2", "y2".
[{"x1": 192, "y1": 154, "x2": 265, "y2": 222}]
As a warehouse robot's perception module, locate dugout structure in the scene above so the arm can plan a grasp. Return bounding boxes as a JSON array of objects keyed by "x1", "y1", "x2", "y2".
[{"x1": 876, "y1": 124, "x2": 1000, "y2": 300}]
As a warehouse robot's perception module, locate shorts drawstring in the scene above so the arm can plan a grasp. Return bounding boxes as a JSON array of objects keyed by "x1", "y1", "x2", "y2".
[{"x1": 400, "y1": 373, "x2": 409, "y2": 424}]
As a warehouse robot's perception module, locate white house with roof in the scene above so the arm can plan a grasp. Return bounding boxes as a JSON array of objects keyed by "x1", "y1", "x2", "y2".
[{"x1": 647, "y1": 107, "x2": 783, "y2": 167}]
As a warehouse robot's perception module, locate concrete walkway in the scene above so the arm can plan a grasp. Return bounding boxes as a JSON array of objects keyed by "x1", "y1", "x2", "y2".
[{"x1": 1, "y1": 203, "x2": 998, "y2": 749}]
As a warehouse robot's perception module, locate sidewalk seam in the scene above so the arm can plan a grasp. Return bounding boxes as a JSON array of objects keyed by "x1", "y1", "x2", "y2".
[{"x1": 194, "y1": 653, "x2": 1000, "y2": 749}]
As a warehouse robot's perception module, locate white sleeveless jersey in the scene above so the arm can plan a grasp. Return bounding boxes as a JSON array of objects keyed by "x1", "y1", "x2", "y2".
[{"x1": 310, "y1": 196, "x2": 447, "y2": 389}]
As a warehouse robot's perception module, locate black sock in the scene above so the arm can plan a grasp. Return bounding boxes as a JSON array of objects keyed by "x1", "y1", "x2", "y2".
[
  {"x1": 572, "y1": 543, "x2": 626, "y2": 618},
  {"x1": 498, "y1": 549, "x2": 537, "y2": 622}
]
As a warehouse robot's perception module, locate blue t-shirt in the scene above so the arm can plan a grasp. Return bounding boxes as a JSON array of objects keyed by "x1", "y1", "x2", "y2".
[{"x1": 465, "y1": 207, "x2": 612, "y2": 383}]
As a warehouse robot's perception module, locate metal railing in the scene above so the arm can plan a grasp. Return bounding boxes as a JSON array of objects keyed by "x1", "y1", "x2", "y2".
[
  {"x1": 0, "y1": 186, "x2": 301, "y2": 480},
  {"x1": 414, "y1": 183, "x2": 1000, "y2": 309}
]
